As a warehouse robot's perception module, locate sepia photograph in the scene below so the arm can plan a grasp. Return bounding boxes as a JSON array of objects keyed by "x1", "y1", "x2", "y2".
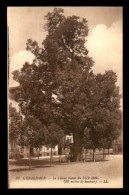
[{"x1": 8, "y1": 6, "x2": 123, "y2": 188}]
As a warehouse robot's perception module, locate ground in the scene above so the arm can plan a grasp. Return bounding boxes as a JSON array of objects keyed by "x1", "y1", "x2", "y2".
[{"x1": 8, "y1": 154, "x2": 123, "y2": 188}]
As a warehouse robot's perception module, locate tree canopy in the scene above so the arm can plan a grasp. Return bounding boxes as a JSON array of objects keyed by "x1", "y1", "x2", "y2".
[{"x1": 12, "y1": 8, "x2": 122, "y2": 161}]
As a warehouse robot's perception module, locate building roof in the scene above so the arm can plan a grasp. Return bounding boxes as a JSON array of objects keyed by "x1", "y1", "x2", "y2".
[{"x1": 9, "y1": 86, "x2": 21, "y2": 101}]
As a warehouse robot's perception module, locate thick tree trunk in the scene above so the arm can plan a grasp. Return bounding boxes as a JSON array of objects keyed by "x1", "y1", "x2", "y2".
[{"x1": 73, "y1": 131, "x2": 82, "y2": 162}]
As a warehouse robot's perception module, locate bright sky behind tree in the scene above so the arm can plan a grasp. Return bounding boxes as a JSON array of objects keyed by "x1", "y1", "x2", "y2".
[{"x1": 8, "y1": 6, "x2": 122, "y2": 102}]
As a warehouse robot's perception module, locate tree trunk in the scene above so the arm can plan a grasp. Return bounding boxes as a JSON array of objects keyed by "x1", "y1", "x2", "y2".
[
  {"x1": 59, "y1": 155, "x2": 60, "y2": 163},
  {"x1": 37, "y1": 148, "x2": 40, "y2": 166},
  {"x1": 12, "y1": 141, "x2": 16, "y2": 159},
  {"x1": 29, "y1": 147, "x2": 31, "y2": 171},
  {"x1": 50, "y1": 146, "x2": 52, "y2": 166},
  {"x1": 103, "y1": 148, "x2": 105, "y2": 160},
  {"x1": 38, "y1": 148, "x2": 40, "y2": 160},
  {"x1": 73, "y1": 131, "x2": 82, "y2": 162},
  {"x1": 93, "y1": 149, "x2": 95, "y2": 162}
]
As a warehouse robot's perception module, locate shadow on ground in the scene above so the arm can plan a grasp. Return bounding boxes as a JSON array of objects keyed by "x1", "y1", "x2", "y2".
[
  {"x1": 9, "y1": 168, "x2": 34, "y2": 172},
  {"x1": 9, "y1": 156, "x2": 109, "y2": 166},
  {"x1": 9, "y1": 159, "x2": 51, "y2": 166},
  {"x1": 9, "y1": 156, "x2": 110, "y2": 172}
]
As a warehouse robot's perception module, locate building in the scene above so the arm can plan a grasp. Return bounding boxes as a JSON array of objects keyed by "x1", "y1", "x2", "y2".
[{"x1": 112, "y1": 133, "x2": 123, "y2": 154}]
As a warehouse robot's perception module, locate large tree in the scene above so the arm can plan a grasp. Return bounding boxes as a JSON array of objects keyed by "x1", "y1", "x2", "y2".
[
  {"x1": 12, "y1": 8, "x2": 122, "y2": 161},
  {"x1": 17, "y1": 116, "x2": 47, "y2": 169},
  {"x1": 42, "y1": 8, "x2": 95, "y2": 161},
  {"x1": 44, "y1": 123, "x2": 64, "y2": 165},
  {"x1": 83, "y1": 71, "x2": 122, "y2": 161}
]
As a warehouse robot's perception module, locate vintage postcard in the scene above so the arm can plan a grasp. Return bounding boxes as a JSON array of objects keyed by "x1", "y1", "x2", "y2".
[{"x1": 8, "y1": 6, "x2": 123, "y2": 188}]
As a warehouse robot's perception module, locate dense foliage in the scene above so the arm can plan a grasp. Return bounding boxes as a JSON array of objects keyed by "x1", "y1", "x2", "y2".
[{"x1": 11, "y1": 8, "x2": 122, "y2": 161}]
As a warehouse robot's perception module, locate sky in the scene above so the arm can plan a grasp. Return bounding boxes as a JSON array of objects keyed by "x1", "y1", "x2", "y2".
[{"x1": 8, "y1": 6, "x2": 123, "y2": 99}]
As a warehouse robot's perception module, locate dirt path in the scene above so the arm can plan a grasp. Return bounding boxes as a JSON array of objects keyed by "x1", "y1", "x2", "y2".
[{"x1": 8, "y1": 155, "x2": 123, "y2": 188}]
